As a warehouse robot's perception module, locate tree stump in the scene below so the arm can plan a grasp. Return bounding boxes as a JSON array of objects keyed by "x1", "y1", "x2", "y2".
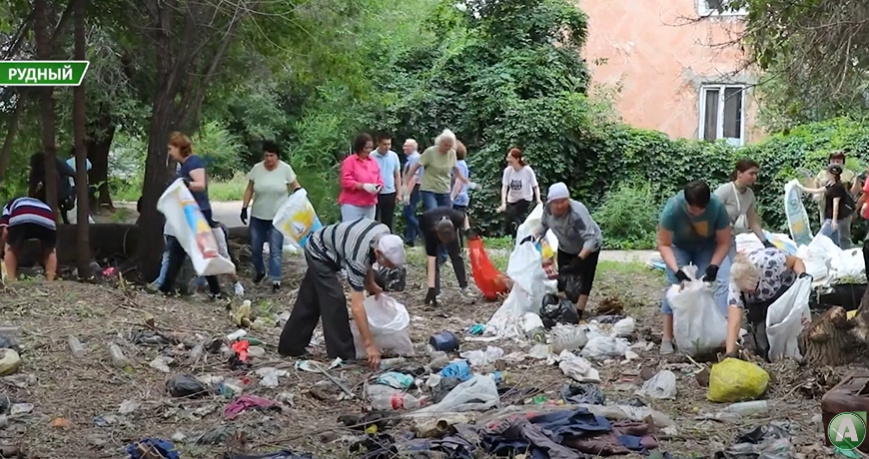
[{"x1": 799, "y1": 286, "x2": 869, "y2": 366}]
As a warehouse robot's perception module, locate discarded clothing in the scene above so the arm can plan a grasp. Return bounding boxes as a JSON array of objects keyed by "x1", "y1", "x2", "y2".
[
  {"x1": 126, "y1": 438, "x2": 180, "y2": 459},
  {"x1": 224, "y1": 395, "x2": 281, "y2": 419},
  {"x1": 224, "y1": 451, "x2": 315, "y2": 459},
  {"x1": 482, "y1": 416, "x2": 583, "y2": 459},
  {"x1": 560, "y1": 383, "x2": 605, "y2": 405},
  {"x1": 564, "y1": 420, "x2": 657, "y2": 455}
]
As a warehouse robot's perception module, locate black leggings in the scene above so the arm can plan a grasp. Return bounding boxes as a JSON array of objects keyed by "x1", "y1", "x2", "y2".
[
  {"x1": 556, "y1": 248, "x2": 601, "y2": 301},
  {"x1": 504, "y1": 200, "x2": 531, "y2": 237},
  {"x1": 159, "y1": 209, "x2": 221, "y2": 295}
]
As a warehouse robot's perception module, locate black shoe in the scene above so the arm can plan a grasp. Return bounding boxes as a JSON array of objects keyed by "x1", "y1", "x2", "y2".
[
  {"x1": 272, "y1": 282, "x2": 281, "y2": 293},
  {"x1": 253, "y1": 272, "x2": 266, "y2": 284},
  {"x1": 209, "y1": 292, "x2": 223, "y2": 301}
]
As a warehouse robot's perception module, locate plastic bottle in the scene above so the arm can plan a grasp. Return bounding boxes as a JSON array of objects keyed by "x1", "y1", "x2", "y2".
[
  {"x1": 109, "y1": 344, "x2": 128, "y2": 367},
  {"x1": 188, "y1": 339, "x2": 208, "y2": 362},
  {"x1": 379, "y1": 357, "x2": 406, "y2": 370},
  {"x1": 723, "y1": 400, "x2": 768, "y2": 416},
  {"x1": 526, "y1": 327, "x2": 546, "y2": 343},
  {"x1": 68, "y1": 336, "x2": 85, "y2": 358},
  {"x1": 370, "y1": 393, "x2": 425, "y2": 410},
  {"x1": 550, "y1": 325, "x2": 588, "y2": 353}
]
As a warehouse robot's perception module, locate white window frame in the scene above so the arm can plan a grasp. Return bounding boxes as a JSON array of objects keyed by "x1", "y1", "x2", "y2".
[
  {"x1": 697, "y1": 0, "x2": 747, "y2": 16},
  {"x1": 698, "y1": 84, "x2": 747, "y2": 146}
]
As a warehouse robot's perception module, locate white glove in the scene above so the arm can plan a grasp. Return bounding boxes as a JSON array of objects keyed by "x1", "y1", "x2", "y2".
[
  {"x1": 468, "y1": 181, "x2": 479, "y2": 190},
  {"x1": 362, "y1": 183, "x2": 380, "y2": 194}
]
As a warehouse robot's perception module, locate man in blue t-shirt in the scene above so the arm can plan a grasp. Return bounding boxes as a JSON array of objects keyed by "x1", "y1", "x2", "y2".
[{"x1": 657, "y1": 180, "x2": 732, "y2": 355}]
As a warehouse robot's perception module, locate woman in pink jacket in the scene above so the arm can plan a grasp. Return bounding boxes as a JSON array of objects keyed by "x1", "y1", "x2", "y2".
[{"x1": 339, "y1": 133, "x2": 384, "y2": 221}]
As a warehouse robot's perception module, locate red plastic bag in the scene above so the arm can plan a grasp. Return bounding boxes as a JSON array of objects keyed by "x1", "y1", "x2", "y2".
[{"x1": 468, "y1": 237, "x2": 510, "y2": 301}]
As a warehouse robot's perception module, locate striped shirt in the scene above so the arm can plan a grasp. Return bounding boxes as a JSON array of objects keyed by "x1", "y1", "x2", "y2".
[
  {"x1": 1, "y1": 198, "x2": 56, "y2": 230},
  {"x1": 306, "y1": 218, "x2": 389, "y2": 291}
]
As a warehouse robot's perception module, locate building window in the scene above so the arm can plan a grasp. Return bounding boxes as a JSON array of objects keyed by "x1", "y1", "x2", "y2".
[
  {"x1": 699, "y1": 84, "x2": 746, "y2": 146},
  {"x1": 698, "y1": 0, "x2": 747, "y2": 16}
]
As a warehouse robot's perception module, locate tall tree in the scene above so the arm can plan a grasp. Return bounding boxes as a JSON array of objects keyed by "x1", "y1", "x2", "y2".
[
  {"x1": 33, "y1": 0, "x2": 59, "y2": 215},
  {"x1": 73, "y1": 0, "x2": 89, "y2": 275}
]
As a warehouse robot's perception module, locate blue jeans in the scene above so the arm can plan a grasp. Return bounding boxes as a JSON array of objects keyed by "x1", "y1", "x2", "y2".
[
  {"x1": 661, "y1": 244, "x2": 731, "y2": 317},
  {"x1": 820, "y1": 218, "x2": 848, "y2": 248},
  {"x1": 421, "y1": 191, "x2": 451, "y2": 211},
  {"x1": 155, "y1": 239, "x2": 170, "y2": 286},
  {"x1": 250, "y1": 217, "x2": 284, "y2": 282},
  {"x1": 403, "y1": 185, "x2": 422, "y2": 245},
  {"x1": 340, "y1": 204, "x2": 375, "y2": 221}
]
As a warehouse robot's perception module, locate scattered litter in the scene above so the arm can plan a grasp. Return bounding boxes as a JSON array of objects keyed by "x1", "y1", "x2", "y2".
[
  {"x1": 109, "y1": 344, "x2": 128, "y2": 368},
  {"x1": 560, "y1": 383, "x2": 605, "y2": 405},
  {"x1": 557, "y1": 351, "x2": 600, "y2": 383},
  {"x1": 126, "y1": 438, "x2": 179, "y2": 459},
  {"x1": 119, "y1": 399, "x2": 141, "y2": 414},
  {"x1": 429, "y1": 331, "x2": 459, "y2": 352},
  {"x1": 459, "y1": 346, "x2": 503, "y2": 366},
  {"x1": 0, "y1": 349, "x2": 21, "y2": 376},
  {"x1": 613, "y1": 317, "x2": 635, "y2": 337},
  {"x1": 224, "y1": 395, "x2": 280, "y2": 419},
  {"x1": 149, "y1": 356, "x2": 173, "y2": 373},
  {"x1": 50, "y1": 417, "x2": 69, "y2": 428},
  {"x1": 539, "y1": 293, "x2": 579, "y2": 329},
  {"x1": 376, "y1": 372, "x2": 414, "y2": 390},
  {"x1": 67, "y1": 336, "x2": 85, "y2": 358},
  {"x1": 10, "y1": 403, "x2": 32, "y2": 415},
  {"x1": 256, "y1": 367, "x2": 288, "y2": 388}
]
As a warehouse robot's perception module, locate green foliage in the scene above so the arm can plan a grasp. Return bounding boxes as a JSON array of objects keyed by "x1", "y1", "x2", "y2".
[
  {"x1": 592, "y1": 183, "x2": 661, "y2": 250},
  {"x1": 192, "y1": 121, "x2": 245, "y2": 180}
]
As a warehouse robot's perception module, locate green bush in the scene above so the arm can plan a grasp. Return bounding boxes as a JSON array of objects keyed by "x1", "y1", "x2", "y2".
[{"x1": 592, "y1": 182, "x2": 661, "y2": 250}]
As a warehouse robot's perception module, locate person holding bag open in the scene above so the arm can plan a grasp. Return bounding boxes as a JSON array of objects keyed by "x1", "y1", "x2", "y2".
[{"x1": 713, "y1": 159, "x2": 775, "y2": 260}]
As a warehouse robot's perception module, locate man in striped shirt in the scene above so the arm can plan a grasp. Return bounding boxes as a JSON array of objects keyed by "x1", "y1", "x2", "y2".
[
  {"x1": 1, "y1": 197, "x2": 58, "y2": 281},
  {"x1": 278, "y1": 218, "x2": 406, "y2": 368}
]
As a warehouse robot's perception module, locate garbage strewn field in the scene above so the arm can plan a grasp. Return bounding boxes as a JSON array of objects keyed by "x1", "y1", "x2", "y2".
[{"x1": 0, "y1": 251, "x2": 851, "y2": 459}]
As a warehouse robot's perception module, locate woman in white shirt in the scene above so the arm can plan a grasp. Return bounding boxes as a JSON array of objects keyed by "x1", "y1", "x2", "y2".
[{"x1": 497, "y1": 148, "x2": 541, "y2": 237}]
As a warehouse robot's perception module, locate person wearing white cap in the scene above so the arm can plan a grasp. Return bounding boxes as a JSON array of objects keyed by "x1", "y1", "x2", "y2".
[
  {"x1": 525, "y1": 182, "x2": 602, "y2": 320},
  {"x1": 278, "y1": 218, "x2": 406, "y2": 369}
]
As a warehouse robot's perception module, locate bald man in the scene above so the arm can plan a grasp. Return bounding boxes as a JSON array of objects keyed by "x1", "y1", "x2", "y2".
[{"x1": 402, "y1": 139, "x2": 424, "y2": 246}]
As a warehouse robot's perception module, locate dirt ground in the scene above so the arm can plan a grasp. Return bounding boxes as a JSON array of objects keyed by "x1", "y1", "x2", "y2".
[{"x1": 0, "y1": 245, "x2": 845, "y2": 459}]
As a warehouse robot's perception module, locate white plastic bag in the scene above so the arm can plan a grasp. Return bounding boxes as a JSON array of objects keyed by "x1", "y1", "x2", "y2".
[
  {"x1": 486, "y1": 240, "x2": 554, "y2": 338},
  {"x1": 613, "y1": 317, "x2": 635, "y2": 337},
  {"x1": 635, "y1": 370, "x2": 677, "y2": 399},
  {"x1": 350, "y1": 295, "x2": 413, "y2": 357},
  {"x1": 157, "y1": 179, "x2": 235, "y2": 276},
  {"x1": 765, "y1": 277, "x2": 812, "y2": 362},
  {"x1": 557, "y1": 351, "x2": 600, "y2": 382},
  {"x1": 272, "y1": 189, "x2": 323, "y2": 250},
  {"x1": 415, "y1": 374, "x2": 499, "y2": 414},
  {"x1": 784, "y1": 179, "x2": 813, "y2": 247},
  {"x1": 666, "y1": 266, "x2": 727, "y2": 356}
]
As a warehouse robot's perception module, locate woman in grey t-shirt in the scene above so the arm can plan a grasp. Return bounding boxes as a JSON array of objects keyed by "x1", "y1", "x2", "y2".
[{"x1": 713, "y1": 159, "x2": 774, "y2": 260}]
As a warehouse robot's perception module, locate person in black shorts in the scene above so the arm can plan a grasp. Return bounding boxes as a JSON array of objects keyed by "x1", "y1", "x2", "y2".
[
  {"x1": 1, "y1": 196, "x2": 58, "y2": 281},
  {"x1": 420, "y1": 207, "x2": 472, "y2": 307}
]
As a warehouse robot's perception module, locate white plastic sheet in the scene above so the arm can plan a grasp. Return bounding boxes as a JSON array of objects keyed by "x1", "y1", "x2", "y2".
[
  {"x1": 765, "y1": 277, "x2": 812, "y2": 362},
  {"x1": 157, "y1": 179, "x2": 235, "y2": 277},
  {"x1": 350, "y1": 295, "x2": 413, "y2": 357},
  {"x1": 666, "y1": 266, "x2": 728, "y2": 356}
]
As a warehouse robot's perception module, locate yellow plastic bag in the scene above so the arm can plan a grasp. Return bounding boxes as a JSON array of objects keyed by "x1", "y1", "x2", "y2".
[{"x1": 707, "y1": 358, "x2": 769, "y2": 402}]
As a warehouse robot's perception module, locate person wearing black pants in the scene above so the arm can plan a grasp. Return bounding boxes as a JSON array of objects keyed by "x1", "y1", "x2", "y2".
[
  {"x1": 372, "y1": 134, "x2": 401, "y2": 232},
  {"x1": 531, "y1": 182, "x2": 603, "y2": 319},
  {"x1": 376, "y1": 194, "x2": 397, "y2": 232},
  {"x1": 504, "y1": 200, "x2": 530, "y2": 236},
  {"x1": 497, "y1": 148, "x2": 541, "y2": 237},
  {"x1": 420, "y1": 207, "x2": 471, "y2": 307}
]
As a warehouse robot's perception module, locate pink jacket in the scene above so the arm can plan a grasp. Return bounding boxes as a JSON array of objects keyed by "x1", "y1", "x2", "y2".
[{"x1": 338, "y1": 153, "x2": 383, "y2": 206}]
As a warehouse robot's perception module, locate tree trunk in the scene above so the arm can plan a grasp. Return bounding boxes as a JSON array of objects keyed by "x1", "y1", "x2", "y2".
[
  {"x1": 34, "y1": 0, "x2": 58, "y2": 216},
  {"x1": 86, "y1": 118, "x2": 115, "y2": 211},
  {"x1": 798, "y1": 288, "x2": 869, "y2": 366},
  {"x1": 73, "y1": 0, "x2": 89, "y2": 277},
  {"x1": 0, "y1": 92, "x2": 26, "y2": 185}
]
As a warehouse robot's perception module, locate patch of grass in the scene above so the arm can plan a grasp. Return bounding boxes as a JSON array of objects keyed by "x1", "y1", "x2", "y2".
[{"x1": 110, "y1": 172, "x2": 248, "y2": 202}]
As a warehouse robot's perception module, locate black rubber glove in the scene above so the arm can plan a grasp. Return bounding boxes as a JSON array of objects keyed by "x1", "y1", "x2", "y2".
[
  {"x1": 702, "y1": 264, "x2": 719, "y2": 282},
  {"x1": 181, "y1": 177, "x2": 192, "y2": 188},
  {"x1": 674, "y1": 269, "x2": 690, "y2": 283},
  {"x1": 798, "y1": 272, "x2": 813, "y2": 281},
  {"x1": 519, "y1": 235, "x2": 535, "y2": 245},
  {"x1": 424, "y1": 288, "x2": 438, "y2": 306},
  {"x1": 240, "y1": 208, "x2": 248, "y2": 225},
  {"x1": 762, "y1": 240, "x2": 775, "y2": 249},
  {"x1": 292, "y1": 187, "x2": 303, "y2": 194}
]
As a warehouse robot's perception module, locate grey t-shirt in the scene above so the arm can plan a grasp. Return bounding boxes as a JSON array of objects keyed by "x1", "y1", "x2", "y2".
[
  {"x1": 713, "y1": 182, "x2": 756, "y2": 235},
  {"x1": 540, "y1": 200, "x2": 602, "y2": 254}
]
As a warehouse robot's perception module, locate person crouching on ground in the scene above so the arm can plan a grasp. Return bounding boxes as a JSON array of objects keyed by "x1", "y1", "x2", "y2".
[
  {"x1": 657, "y1": 180, "x2": 731, "y2": 355},
  {"x1": 528, "y1": 182, "x2": 602, "y2": 320},
  {"x1": 1, "y1": 196, "x2": 58, "y2": 281},
  {"x1": 420, "y1": 207, "x2": 471, "y2": 307},
  {"x1": 725, "y1": 248, "x2": 809, "y2": 361},
  {"x1": 278, "y1": 219, "x2": 406, "y2": 368}
]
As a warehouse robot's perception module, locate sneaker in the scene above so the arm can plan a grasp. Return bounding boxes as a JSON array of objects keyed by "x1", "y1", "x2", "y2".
[
  {"x1": 660, "y1": 340, "x2": 675, "y2": 355},
  {"x1": 272, "y1": 281, "x2": 281, "y2": 293},
  {"x1": 209, "y1": 292, "x2": 224, "y2": 301},
  {"x1": 146, "y1": 281, "x2": 160, "y2": 293}
]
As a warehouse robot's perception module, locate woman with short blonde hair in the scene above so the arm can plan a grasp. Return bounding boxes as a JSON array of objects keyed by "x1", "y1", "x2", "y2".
[
  {"x1": 403, "y1": 129, "x2": 470, "y2": 211},
  {"x1": 725, "y1": 249, "x2": 810, "y2": 361}
]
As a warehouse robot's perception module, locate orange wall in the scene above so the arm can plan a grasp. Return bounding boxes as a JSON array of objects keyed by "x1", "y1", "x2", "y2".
[{"x1": 580, "y1": 0, "x2": 763, "y2": 143}]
